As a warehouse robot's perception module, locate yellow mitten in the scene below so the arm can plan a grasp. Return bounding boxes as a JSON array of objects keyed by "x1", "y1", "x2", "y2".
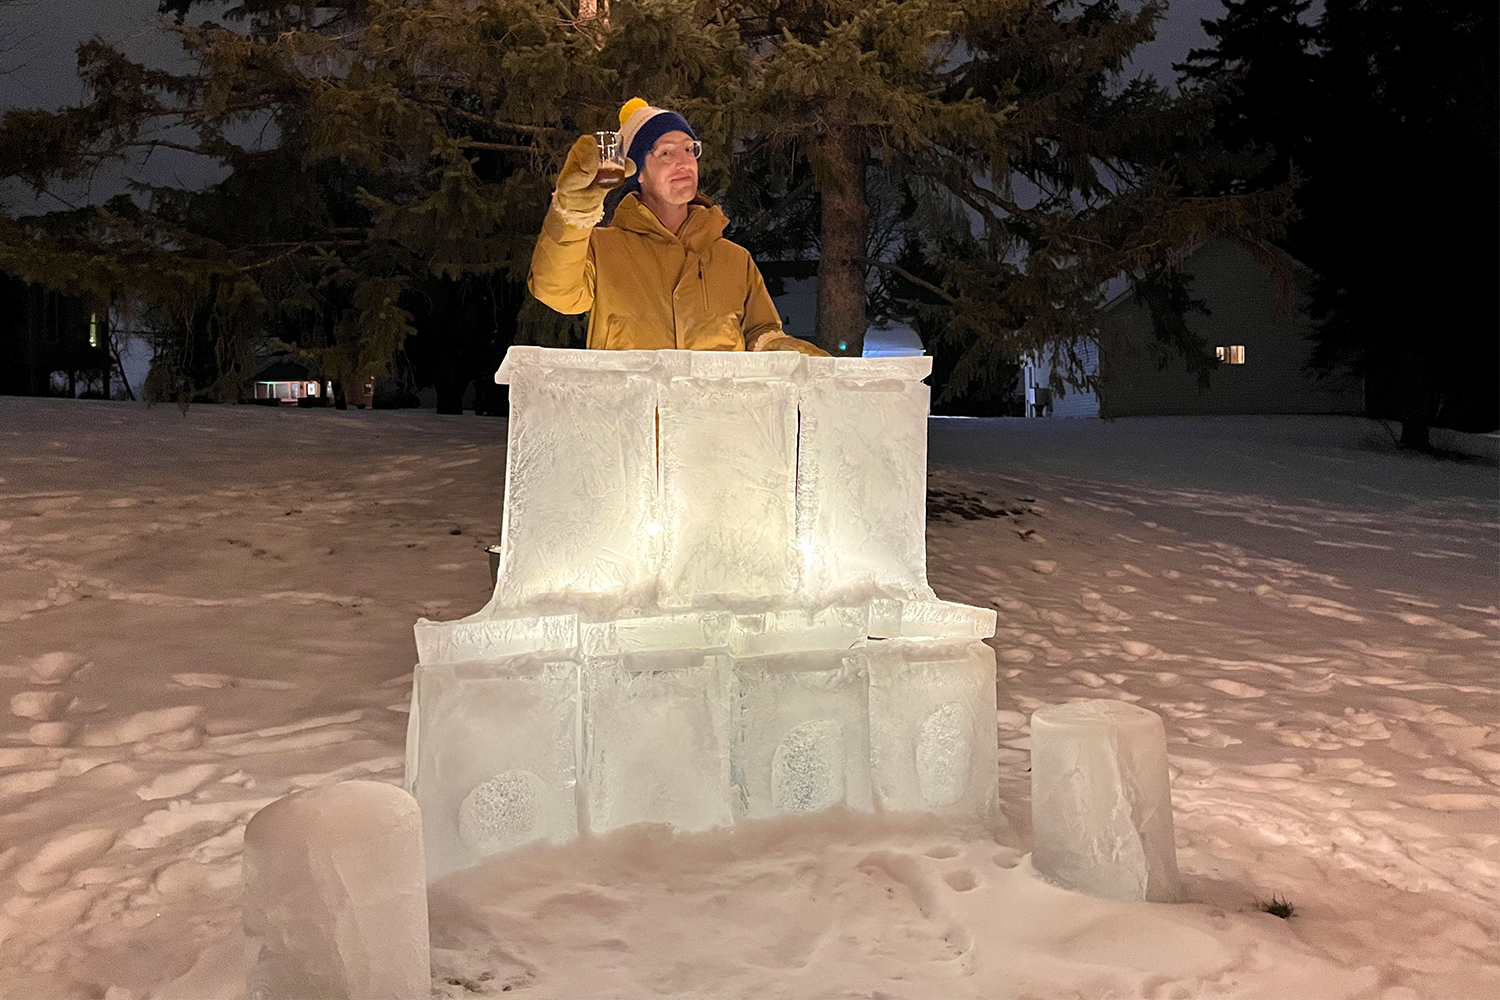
[
  {"x1": 759, "y1": 334, "x2": 831, "y2": 357},
  {"x1": 550, "y1": 134, "x2": 636, "y2": 228},
  {"x1": 552, "y1": 134, "x2": 605, "y2": 227}
]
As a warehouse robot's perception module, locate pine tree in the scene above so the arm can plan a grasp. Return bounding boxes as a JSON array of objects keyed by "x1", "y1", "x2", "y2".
[
  {"x1": 721, "y1": 0, "x2": 1291, "y2": 397},
  {"x1": 1177, "y1": 0, "x2": 1318, "y2": 192},
  {"x1": 1180, "y1": 0, "x2": 1499, "y2": 445},
  {"x1": 1, "y1": 0, "x2": 1291, "y2": 411}
]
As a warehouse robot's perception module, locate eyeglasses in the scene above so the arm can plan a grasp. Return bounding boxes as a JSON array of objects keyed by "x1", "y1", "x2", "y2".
[{"x1": 648, "y1": 140, "x2": 702, "y2": 162}]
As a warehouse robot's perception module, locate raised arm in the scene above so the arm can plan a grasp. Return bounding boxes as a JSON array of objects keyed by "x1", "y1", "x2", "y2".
[{"x1": 527, "y1": 135, "x2": 630, "y2": 315}]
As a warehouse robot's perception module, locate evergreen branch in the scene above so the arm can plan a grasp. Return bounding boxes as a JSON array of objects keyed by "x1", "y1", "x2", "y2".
[
  {"x1": 455, "y1": 140, "x2": 536, "y2": 154},
  {"x1": 237, "y1": 240, "x2": 366, "y2": 273},
  {"x1": 736, "y1": 174, "x2": 817, "y2": 237},
  {"x1": 855, "y1": 256, "x2": 960, "y2": 305}
]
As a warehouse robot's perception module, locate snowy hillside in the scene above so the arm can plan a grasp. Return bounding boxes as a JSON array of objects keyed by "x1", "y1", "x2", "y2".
[{"x1": 1, "y1": 398, "x2": 1495, "y2": 999}]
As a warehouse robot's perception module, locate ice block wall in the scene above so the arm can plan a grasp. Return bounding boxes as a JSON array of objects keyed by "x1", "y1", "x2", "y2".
[
  {"x1": 486, "y1": 347, "x2": 951, "y2": 616},
  {"x1": 408, "y1": 348, "x2": 1001, "y2": 880}
]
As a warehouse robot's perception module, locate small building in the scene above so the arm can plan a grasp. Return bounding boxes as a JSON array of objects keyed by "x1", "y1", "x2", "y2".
[
  {"x1": 1024, "y1": 239, "x2": 1363, "y2": 419},
  {"x1": 250, "y1": 358, "x2": 328, "y2": 405}
]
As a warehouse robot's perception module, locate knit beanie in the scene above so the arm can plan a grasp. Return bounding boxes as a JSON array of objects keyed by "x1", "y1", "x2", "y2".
[{"x1": 617, "y1": 97, "x2": 697, "y2": 170}]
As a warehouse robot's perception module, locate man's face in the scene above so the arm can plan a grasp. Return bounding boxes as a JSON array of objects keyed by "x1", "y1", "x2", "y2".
[{"x1": 638, "y1": 130, "x2": 699, "y2": 207}]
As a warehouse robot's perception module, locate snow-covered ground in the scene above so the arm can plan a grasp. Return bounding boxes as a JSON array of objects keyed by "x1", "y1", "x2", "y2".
[{"x1": 1, "y1": 398, "x2": 1496, "y2": 1000}]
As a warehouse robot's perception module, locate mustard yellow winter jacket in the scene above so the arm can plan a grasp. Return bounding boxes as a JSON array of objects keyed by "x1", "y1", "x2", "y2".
[{"x1": 528, "y1": 192, "x2": 787, "y2": 352}]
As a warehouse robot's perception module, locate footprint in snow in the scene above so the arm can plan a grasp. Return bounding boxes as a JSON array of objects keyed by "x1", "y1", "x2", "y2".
[
  {"x1": 23, "y1": 651, "x2": 89, "y2": 685},
  {"x1": 10, "y1": 691, "x2": 73, "y2": 721}
]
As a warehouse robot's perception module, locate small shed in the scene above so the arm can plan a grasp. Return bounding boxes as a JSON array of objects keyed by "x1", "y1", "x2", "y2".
[{"x1": 250, "y1": 358, "x2": 327, "y2": 404}]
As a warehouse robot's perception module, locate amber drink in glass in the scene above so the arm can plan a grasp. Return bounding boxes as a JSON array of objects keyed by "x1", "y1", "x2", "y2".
[{"x1": 593, "y1": 130, "x2": 626, "y2": 189}]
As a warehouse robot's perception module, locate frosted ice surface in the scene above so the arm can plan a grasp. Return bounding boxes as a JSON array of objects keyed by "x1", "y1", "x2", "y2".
[
  {"x1": 732, "y1": 651, "x2": 872, "y2": 818},
  {"x1": 579, "y1": 612, "x2": 732, "y2": 658},
  {"x1": 728, "y1": 606, "x2": 868, "y2": 656},
  {"x1": 868, "y1": 641, "x2": 998, "y2": 819},
  {"x1": 413, "y1": 613, "x2": 578, "y2": 662},
  {"x1": 796, "y1": 372, "x2": 933, "y2": 605},
  {"x1": 873, "y1": 600, "x2": 998, "y2": 640},
  {"x1": 583, "y1": 652, "x2": 732, "y2": 834},
  {"x1": 771, "y1": 718, "x2": 846, "y2": 812},
  {"x1": 458, "y1": 771, "x2": 548, "y2": 854},
  {"x1": 495, "y1": 364, "x2": 658, "y2": 611},
  {"x1": 1029, "y1": 699, "x2": 1184, "y2": 903},
  {"x1": 407, "y1": 656, "x2": 579, "y2": 880},
  {"x1": 658, "y1": 376, "x2": 799, "y2": 608},
  {"x1": 244, "y1": 781, "x2": 428, "y2": 1000}
]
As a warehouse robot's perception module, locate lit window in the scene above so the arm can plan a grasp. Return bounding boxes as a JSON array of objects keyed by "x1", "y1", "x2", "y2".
[{"x1": 1215, "y1": 345, "x2": 1245, "y2": 365}]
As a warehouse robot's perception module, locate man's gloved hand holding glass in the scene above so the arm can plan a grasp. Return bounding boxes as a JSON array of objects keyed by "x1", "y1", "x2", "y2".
[{"x1": 551, "y1": 134, "x2": 637, "y2": 228}]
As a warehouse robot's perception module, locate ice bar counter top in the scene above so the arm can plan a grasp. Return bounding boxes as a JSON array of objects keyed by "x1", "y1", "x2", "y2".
[{"x1": 407, "y1": 347, "x2": 1000, "y2": 880}]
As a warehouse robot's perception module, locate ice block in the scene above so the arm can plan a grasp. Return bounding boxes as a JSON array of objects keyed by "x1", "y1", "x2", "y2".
[
  {"x1": 732, "y1": 651, "x2": 873, "y2": 817},
  {"x1": 406, "y1": 656, "x2": 580, "y2": 880},
  {"x1": 244, "y1": 781, "x2": 429, "y2": 1000},
  {"x1": 1029, "y1": 699, "x2": 1184, "y2": 902},
  {"x1": 582, "y1": 652, "x2": 733, "y2": 834},
  {"x1": 494, "y1": 362, "x2": 658, "y2": 611},
  {"x1": 796, "y1": 364, "x2": 934, "y2": 606},
  {"x1": 657, "y1": 375, "x2": 799, "y2": 608},
  {"x1": 868, "y1": 640, "x2": 999, "y2": 820}
]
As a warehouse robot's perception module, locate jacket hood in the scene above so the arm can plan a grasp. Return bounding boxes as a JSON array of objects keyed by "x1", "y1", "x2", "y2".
[{"x1": 610, "y1": 193, "x2": 729, "y2": 253}]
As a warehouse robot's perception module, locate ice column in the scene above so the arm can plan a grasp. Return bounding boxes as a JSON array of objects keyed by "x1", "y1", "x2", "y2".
[
  {"x1": 1029, "y1": 700, "x2": 1184, "y2": 903},
  {"x1": 244, "y1": 781, "x2": 430, "y2": 1000}
]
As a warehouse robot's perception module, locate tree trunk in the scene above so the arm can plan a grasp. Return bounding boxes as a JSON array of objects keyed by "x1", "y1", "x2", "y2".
[
  {"x1": 1398, "y1": 340, "x2": 1431, "y2": 451},
  {"x1": 435, "y1": 373, "x2": 466, "y2": 415},
  {"x1": 815, "y1": 127, "x2": 868, "y2": 357}
]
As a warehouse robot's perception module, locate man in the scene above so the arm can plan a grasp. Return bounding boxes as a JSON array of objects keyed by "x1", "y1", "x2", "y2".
[{"x1": 528, "y1": 98, "x2": 827, "y2": 356}]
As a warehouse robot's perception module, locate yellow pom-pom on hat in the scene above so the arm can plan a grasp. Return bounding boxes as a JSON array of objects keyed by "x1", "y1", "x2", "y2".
[{"x1": 618, "y1": 97, "x2": 650, "y2": 128}]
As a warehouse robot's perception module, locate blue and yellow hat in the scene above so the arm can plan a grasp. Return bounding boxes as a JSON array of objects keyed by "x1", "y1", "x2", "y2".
[{"x1": 618, "y1": 97, "x2": 697, "y2": 169}]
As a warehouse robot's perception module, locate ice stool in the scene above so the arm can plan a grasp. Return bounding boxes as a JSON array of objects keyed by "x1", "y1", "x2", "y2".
[{"x1": 1029, "y1": 699, "x2": 1184, "y2": 902}]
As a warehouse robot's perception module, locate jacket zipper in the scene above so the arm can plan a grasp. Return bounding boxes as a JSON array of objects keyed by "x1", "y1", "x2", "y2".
[{"x1": 699, "y1": 259, "x2": 707, "y2": 312}]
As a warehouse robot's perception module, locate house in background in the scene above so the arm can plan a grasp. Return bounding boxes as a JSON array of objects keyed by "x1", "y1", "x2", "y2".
[
  {"x1": 0, "y1": 274, "x2": 113, "y2": 397},
  {"x1": 1024, "y1": 239, "x2": 1363, "y2": 419},
  {"x1": 249, "y1": 357, "x2": 328, "y2": 405}
]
